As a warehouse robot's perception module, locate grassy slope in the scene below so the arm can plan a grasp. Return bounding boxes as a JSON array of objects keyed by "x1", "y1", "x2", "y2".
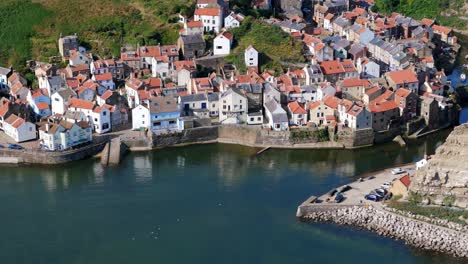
[
  {"x1": 0, "y1": 0, "x2": 50, "y2": 72},
  {"x1": 373, "y1": 0, "x2": 468, "y2": 29},
  {"x1": 226, "y1": 17, "x2": 304, "y2": 74},
  {"x1": 0, "y1": 0, "x2": 196, "y2": 71}
]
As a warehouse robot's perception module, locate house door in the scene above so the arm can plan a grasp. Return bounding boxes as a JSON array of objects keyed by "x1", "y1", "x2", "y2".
[
  {"x1": 201, "y1": 102, "x2": 206, "y2": 109},
  {"x1": 184, "y1": 104, "x2": 190, "y2": 111}
]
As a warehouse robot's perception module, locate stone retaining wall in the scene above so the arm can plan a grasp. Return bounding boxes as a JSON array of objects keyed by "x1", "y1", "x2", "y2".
[
  {"x1": 0, "y1": 141, "x2": 107, "y2": 165},
  {"x1": 302, "y1": 205, "x2": 468, "y2": 258}
]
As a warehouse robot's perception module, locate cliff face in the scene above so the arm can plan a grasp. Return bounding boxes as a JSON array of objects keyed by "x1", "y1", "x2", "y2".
[{"x1": 410, "y1": 124, "x2": 468, "y2": 208}]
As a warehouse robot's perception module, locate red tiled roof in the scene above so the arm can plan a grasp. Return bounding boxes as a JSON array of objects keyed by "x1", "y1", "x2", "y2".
[
  {"x1": 341, "y1": 78, "x2": 371, "y2": 88},
  {"x1": 432, "y1": 24, "x2": 452, "y2": 35},
  {"x1": 324, "y1": 13, "x2": 334, "y2": 20},
  {"x1": 100, "y1": 90, "x2": 113, "y2": 100},
  {"x1": 368, "y1": 100, "x2": 398, "y2": 113},
  {"x1": 308, "y1": 101, "x2": 321, "y2": 110},
  {"x1": 395, "y1": 88, "x2": 412, "y2": 98},
  {"x1": 4, "y1": 114, "x2": 25, "y2": 129},
  {"x1": 399, "y1": 174, "x2": 411, "y2": 187},
  {"x1": 187, "y1": 20, "x2": 203, "y2": 28},
  {"x1": 36, "y1": 102, "x2": 50, "y2": 110},
  {"x1": 94, "y1": 72, "x2": 112, "y2": 82},
  {"x1": 194, "y1": 8, "x2": 220, "y2": 16},
  {"x1": 288, "y1": 101, "x2": 307, "y2": 114},
  {"x1": 421, "y1": 18, "x2": 434, "y2": 27},
  {"x1": 69, "y1": 98, "x2": 95, "y2": 110},
  {"x1": 324, "y1": 96, "x2": 341, "y2": 109},
  {"x1": 386, "y1": 70, "x2": 418, "y2": 84}
]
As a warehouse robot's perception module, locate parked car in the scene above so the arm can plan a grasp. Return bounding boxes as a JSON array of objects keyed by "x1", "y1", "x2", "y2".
[
  {"x1": 328, "y1": 189, "x2": 337, "y2": 197},
  {"x1": 8, "y1": 144, "x2": 24, "y2": 150},
  {"x1": 391, "y1": 168, "x2": 406, "y2": 175},
  {"x1": 370, "y1": 190, "x2": 385, "y2": 199},
  {"x1": 334, "y1": 192, "x2": 344, "y2": 203},
  {"x1": 375, "y1": 188, "x2": 387, "y2": 196},
  {"x1": 381, "y1": 182, "x2": 391, "y2": 189},
  {"x1": 367, "y1": 175, "x2": 375, "y2": 180},
  {"x1": 0, "y1": 144, "x2": 4, "y2": 149},
  {"x1": 365, "y1": 194, "x2": 380, "y2": 202},
  {"x1": 338, "y1": 185, "x2": 351, "y2": 193}
]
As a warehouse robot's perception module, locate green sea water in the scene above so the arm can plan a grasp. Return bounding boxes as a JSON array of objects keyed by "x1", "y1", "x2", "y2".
[{"x1": 0, "y1": 129, "x2": 465, "y2": 264}]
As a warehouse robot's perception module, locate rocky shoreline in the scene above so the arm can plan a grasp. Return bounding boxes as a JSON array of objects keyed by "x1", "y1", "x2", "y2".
[{"x1": 304, "y1": 206, "x2": 468, "y2": 258}]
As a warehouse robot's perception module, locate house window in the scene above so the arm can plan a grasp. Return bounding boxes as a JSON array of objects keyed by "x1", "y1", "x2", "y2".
[
  {"x1": 103, "y1": 111, "x2": 107, "y2": 116},
  {"x1": 216, "y1": 46, "x2": 222, "y2": 49},
  {"x1": 169, "y1": 120, "x2": 176, "y2": 125},
  {"x1": 250, "y1": 117, "x2": 254, "y2": 122},
  {"x1": 102, "y1": 123, "x2": 109, "y2": 130},
  {"x1": 153, "y1": 122, "x2": 161, "y2": 126},
  {"x1": 257, "y1": 117, "x2": 261, "y2": 121},
  {"x1": 94, "y1": 118, "x2": 98, "y2": 122}
]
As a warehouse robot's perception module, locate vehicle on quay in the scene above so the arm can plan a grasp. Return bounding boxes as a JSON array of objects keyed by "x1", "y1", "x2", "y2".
[
  {"x1": 328, "y1": 189, "x2": 337, "y2": 197},
  {"x1": 391, "y1": 168, "x2": 406, "y2": 175},
  {"x1": 365, "y1": 194, "x2": 380, "y2": 202},
  {"x1": 367, "y1": 175, "x2": 375, "y2": 180},
  {"x1": 0, "y1": 144, "x2": 4, "y2": 148},
  {"x1": 375, "y1": 188, "x2": 387, "y2": 197},
  {"x1": 8, "y1": 144, "x2": 24, "y2": 150},
  {"x1": 370, "y1": 190, "x2": 385, "y2": 199},
  {"x1": 338, "y1": 185, "x2": 351, "y2": 193},
  {"x1": 381, "y1": 182, "x2": 391, "y2": 189},
  {"x1": 334, "y1": 192, "x2": 344, "y2": 203}
]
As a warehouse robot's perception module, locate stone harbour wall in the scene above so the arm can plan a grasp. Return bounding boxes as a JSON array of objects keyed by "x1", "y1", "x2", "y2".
[
  {"x1": 0, "y1": 141, "x2": 107, "y2": 165},
  {"x1": 303, "y1": 205, "x2": 468, "y2": 258}
]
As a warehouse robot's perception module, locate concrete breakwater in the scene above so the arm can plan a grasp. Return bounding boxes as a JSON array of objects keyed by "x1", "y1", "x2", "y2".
[{"x1": 302, "y1": 205, "x2": 468, "y2": 258}]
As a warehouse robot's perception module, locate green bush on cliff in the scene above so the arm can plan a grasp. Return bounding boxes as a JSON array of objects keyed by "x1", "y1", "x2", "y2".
[
  {"x1": 388, "y1": 201, "x2": 467, "y2": 226},
  {"x1": 442, "y1": 195, "x2": 456, "y2": 207},
  {"x1": 226, "y1": 17, "x2": 304, "y2": 74}
]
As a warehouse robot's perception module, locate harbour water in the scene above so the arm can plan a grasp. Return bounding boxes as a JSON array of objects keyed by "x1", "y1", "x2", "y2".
[{"x1": 0, "y1": 127, "x2": 466, "y2": 263}]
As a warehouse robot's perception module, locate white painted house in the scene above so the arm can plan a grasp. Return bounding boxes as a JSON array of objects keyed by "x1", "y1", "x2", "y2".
[
  {"x1": 219, "y1": 88, "x2": 248, "y2": 124},
  {"x1": 68, "y1": 98, "x2": 111, "y2": 134},
  {"x1": 287, "y1": 101, "x2": 308, "y2": 126},
  {"x1": 244, "y1": 45, "x2": 259, "y2": 67},
  {"x1": 38, "y1": 75, "x2": 64, "y2": 97},
  {"x1": 38, "y1": 120, "x2": 92, "y2": 151},
  {"x1": 3, "y1": 114, "x2": 37, "y2": 142},
  {"x1": 224, "y1": 12, "x2": 245, "y2": 28},
  {"x1": 264, "y1": 99, "x2": 289, "y2": 131},
  {"x1": 213, "y1": 32, "x2": 233, "y2": 55},
  {"x1": 337, "y1": 101, "x2": 372, "y2": 130},
  {"x1": 151, "y1": 56, "x2": 170, "y2": 78},
  {"x1": 51, "y1": 88, "x2": 76, "y2": 115},
  {"x1": 194, "y1": 7, "x2": 223, "y2": 33}
]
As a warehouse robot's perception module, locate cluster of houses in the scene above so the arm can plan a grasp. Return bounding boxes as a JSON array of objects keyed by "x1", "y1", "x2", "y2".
[{"x1": 0, "y1": 0, "x2": 459, "y2": 151}]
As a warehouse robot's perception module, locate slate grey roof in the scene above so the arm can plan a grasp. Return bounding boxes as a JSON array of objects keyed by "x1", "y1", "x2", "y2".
[
  {"x1": 207, "y1": 92, "x2": 219, "y2": 102},
  {"x1": 349, "y1": 43, "x2": 364, "y2": 55},
  {"x1": 149, "y1": 96, "x2": 178, "y2": 113},
  {"x1": 0, "y1": 67, "x2": 11, "y2": 76},
  {"x1": 180, "y1": 93, "x2": 207, "y2": 103},
  {"x1": 333, "y1": 17, "x2": 351, "y2": 28},
  {"x1": 57, "y1": 88, "x2": 76, "y2": 99},
  {"x1": 180, "y1": 34, "x2": 205, "y2": 45},
  {"x1": 264, "y1": 99, "x2": 288, "y2": 123}
]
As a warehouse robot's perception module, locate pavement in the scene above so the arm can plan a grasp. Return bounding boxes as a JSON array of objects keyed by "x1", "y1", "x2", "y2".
[{"x1": 316, "y1": 164, "x2": 416, "y2": 206}]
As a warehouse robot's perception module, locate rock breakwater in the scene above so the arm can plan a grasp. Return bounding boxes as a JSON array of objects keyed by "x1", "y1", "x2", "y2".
[{"x1": 305, "y1": 206, "x2": 468, "y2": 258}]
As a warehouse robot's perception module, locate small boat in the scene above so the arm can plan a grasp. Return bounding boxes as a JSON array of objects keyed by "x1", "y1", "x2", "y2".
[{"x1": 461, "y1": 73, "x2": 467, "y2": 82}]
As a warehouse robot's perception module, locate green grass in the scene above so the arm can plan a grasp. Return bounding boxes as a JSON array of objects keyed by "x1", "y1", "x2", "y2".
[
  {"x1": 0, "y1": 0, "x2": 51, "y2": 72},
  {"x1": 0, "y1": 0, "x2": 196, "y2": 72},
  {"x1": 225, "y1": 17, "x2": 304, "y2": 74},
  {"x1": 373, "y1": 0, "x2": 468, "y2": 30},
  {"x1": 388, "y1": 200, "x2": 468, "y2": 226}
]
